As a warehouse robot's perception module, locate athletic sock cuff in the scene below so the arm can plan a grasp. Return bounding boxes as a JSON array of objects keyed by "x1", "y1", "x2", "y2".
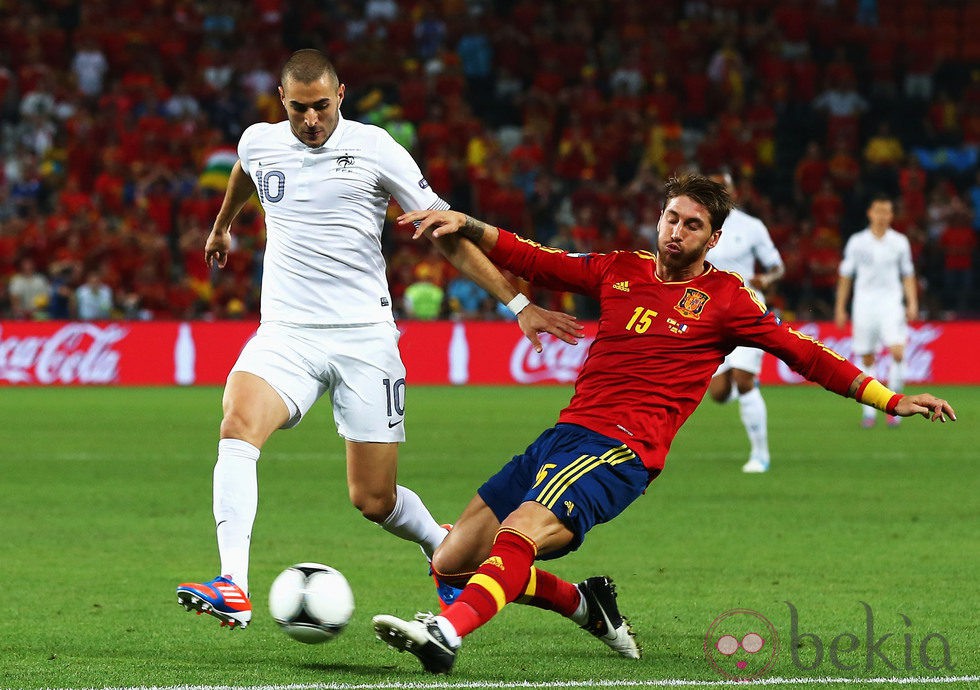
[{"x1": 218, "y1": 438, "x2": 260, "y2": 462}]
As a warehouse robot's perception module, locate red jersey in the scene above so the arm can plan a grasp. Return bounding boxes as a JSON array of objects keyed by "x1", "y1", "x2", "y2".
[{"x1": 489, "y1": 230, "x2": 861, "y2": 474}]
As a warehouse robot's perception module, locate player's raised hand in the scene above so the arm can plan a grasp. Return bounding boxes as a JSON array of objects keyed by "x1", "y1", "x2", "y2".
[
  {"x1": 205, "y1": 227, "x2": 232, "y2": 268},
  {"x1": 894, "y1": 393, "x2": 957, "y2": 423},
  {"x1": 517, "y1": 303, "x2": 585, "y2": 352},
  {"x1": 398, "y1": 210, "x2": 468, "y2": 240}
]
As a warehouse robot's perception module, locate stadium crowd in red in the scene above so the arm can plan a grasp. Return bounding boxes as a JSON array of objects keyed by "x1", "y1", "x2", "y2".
[{"x1": 1, "y1": 0, "x2": 978, "y2": 322}]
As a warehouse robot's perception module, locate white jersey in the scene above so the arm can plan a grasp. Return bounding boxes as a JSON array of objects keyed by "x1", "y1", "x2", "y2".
[
  {"x1": 838, "y1": 228, "x2": 913, "y2": 312},
  {"x1": 238, "y1": 113, "x2": 449, "y2": 325},
  {"x1": 705, "y1": 207, "x2": 783, "y2": 306}
]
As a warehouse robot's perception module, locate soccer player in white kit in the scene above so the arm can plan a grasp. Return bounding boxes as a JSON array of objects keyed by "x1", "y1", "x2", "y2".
[
  {"x1": 176, "y1": 50, "x2": 582, "y2": 629},
  {"x1": 835, "y1": 194, "x2": 918, "y2": 428},
  {"x1": 705, "y1": 173, "x2": 784, "y2": 473}
]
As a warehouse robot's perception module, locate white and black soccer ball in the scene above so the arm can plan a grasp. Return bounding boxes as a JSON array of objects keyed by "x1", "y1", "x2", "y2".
[{"x1": 268, "y1": 563, "x2": 354, "y2": 643}]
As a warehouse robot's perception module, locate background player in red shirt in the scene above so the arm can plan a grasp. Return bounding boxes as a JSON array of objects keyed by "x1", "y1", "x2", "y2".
[{"x1": 373, "y1": 174, "x2": 956, "y2": 675}]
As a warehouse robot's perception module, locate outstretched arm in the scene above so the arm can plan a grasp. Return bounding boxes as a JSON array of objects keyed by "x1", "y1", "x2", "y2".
[
  {"x1": 400, "y1": 210, "x2": 583, "y2": 352},
  {"x1": 401, "y1": 209, "x2": 499, "y2": 250},
  {"x1": 738, "y1": 298, "x2": 957, "y2": 425},
  {"x1": 847, "y1": 374, "x2": 956, "y2": 423}
]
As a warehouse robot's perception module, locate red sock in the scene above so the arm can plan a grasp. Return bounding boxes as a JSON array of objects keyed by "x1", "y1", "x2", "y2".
[
  {"x1": 442, "y1": 528, "x2": 536, "y2": 637},
  {"x1": 516, "y1": 567, "x2": 581, "y2": 617}
]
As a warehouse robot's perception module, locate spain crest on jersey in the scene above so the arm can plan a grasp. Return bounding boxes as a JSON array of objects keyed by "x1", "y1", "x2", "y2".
[{"x1": 674, "y1": 287, "x2": 710, "y2": 319}]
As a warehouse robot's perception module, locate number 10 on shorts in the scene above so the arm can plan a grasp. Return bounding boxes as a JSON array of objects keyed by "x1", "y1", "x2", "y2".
[{"x1": 383, "y1": 378, "x2": 406, "y2": 418}]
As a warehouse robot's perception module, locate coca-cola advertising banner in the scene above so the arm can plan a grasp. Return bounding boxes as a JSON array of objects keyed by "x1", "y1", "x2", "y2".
[{"x1": 1, "y1": 320, "x2": 977, "y2": 386}]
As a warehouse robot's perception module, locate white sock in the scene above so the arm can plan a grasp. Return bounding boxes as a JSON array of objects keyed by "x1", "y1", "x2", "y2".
[
  {"x1": 889, "y1": 357, "x2": 905, "y2": 394},
  {"x1": 213, "y1": 438, "x2": 260, "y2": 594},
  {"x1": 738, "y1": 387, "x2": 769, "y2": 463},
  {"x1": 434, "y1": 615, "x2": 462, "y2": 647},
  {"x1": 570, "y1": 586, "x2": 589, "y2": 625},
  {"x1": 381, "y1": 485, "x2": 447, "y2": 560}
]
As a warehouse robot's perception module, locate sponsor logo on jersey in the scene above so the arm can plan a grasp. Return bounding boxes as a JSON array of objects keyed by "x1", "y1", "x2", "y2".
[
  {"x1": 564, "y1": 500, "x2": 575, "y2": 516},
  {"x1": 612, "y1": 281, "x2": 630, "y2": 292},
  {"x1": 381, "y1": 297, "x2": 390, "y2": 307},
  {"x1": 674, "y1": 288, "x2": 710, "y2": 319},
  {"x1": 418, "y1": 177, "x2": 429, "y2": 189}
]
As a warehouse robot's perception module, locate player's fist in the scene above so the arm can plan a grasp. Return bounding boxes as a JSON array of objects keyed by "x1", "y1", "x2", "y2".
[{"x1": 205, "y1": 228, "x2": 232, "y2": 268}]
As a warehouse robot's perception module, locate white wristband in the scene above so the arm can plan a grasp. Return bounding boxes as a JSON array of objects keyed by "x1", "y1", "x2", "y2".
[{"x1": 506, "y1": 293, "x2": 531, "y2": 315}]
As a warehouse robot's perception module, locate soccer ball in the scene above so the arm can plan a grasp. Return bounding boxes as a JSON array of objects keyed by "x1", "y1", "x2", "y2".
[{"x1": 268, "y1": 563, "x2": 354, "y2": 643}]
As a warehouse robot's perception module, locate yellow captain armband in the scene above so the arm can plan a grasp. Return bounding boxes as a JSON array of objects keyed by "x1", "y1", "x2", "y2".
[{"x1": 854, "y1": 377, "x2": 904, "y2": 415}]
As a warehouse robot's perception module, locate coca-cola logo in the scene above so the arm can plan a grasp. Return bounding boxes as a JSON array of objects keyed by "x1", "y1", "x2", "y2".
[
  {"x1": 510, "y1": 333, "x2": 594, "y2": 383},
  {"x1": 776, "y1": 323, "x2": 940, "y2": 384},
  {"x1": 0, "y1": 323, "x2": 128, "y2": 384}
]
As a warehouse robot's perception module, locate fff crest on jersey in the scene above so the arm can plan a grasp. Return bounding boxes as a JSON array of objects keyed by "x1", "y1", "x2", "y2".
[
  {"x1": 674, "y1": 288, "x2": 710, "y2": 319},
  {"x1": 336, "y1": 154, "x2": 355, "y2": 169}
]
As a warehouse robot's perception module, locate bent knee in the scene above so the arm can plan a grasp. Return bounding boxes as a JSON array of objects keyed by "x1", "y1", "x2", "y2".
[
  {"x1": 708, "y1": 389, "x2": 729, "y2": 403},
  {"x1": 431, "y1": 550, "x2": 478, "y2": 585},
  {"x1": 219, "y1": 410, "x2": 254, "y2": 441},
  {"x1": 350, "y1": 490, "x2": 396, "y2": 523}
]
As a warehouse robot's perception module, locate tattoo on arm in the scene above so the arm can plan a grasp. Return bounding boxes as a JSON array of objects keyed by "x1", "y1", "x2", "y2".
[{"x1": 459, "y1": 215, "x2": 490, "y2": 243}]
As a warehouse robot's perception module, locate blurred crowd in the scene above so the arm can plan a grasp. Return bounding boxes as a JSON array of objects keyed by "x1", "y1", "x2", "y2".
[{"x1": 2, "y1": 0, "x2": 979, "y2": 323}]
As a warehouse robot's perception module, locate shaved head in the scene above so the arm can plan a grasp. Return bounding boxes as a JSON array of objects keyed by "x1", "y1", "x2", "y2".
[{"x1": 281, "y1": 49, "x2": 339, "y2": 87}]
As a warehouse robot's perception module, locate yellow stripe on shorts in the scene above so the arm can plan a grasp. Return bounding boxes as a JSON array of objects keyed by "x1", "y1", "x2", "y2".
[
  {"x1": 535, "y1": 453, "x2": 595, "y2": 507},
  {"x1": 535, "y1": 445, "x2": 636, "y2": 509}
]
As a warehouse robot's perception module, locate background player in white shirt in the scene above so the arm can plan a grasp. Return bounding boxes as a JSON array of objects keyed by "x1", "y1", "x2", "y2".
[
  {"x1": 176, "y1": 50, "x2": 581, "y2": 629},
  {"x1": 705, "y1": 172, "x2": 784, "y2": 473},
  {"x1": 835, "y1": 194, "x2": 918, "y2": 428}
]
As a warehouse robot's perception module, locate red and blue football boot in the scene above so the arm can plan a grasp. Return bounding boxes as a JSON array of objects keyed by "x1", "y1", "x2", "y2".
[
  {"x1": 430, "y1": 524, "x2": 463, "y2": 612},
  {"x1": 176, "y1": 576, "x2": 252, "y2": 629}
]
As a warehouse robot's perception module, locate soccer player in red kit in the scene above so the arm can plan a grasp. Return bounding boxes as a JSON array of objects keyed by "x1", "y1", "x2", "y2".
[{"x1": 372, "y1": 174, "x2": 956, "y2": 674}]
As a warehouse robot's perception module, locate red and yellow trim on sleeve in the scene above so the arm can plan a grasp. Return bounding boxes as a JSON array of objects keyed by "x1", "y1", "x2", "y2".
[{"x1": 854, "y1": 376, "x2": 904, "y2": 415}]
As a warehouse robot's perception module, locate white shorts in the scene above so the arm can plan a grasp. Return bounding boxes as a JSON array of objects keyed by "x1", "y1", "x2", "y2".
[
  {"x1": 851, "y1": 304, "x2": 907, "y2": 355},
  {"x1": 230, "y1": 322, "x2": 407, "y2": 442},
  {"x1": 713, "y1": 346, "x2": 765, "y2": 378}
]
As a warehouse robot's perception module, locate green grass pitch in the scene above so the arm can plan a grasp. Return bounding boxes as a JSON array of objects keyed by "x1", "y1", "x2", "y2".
[{"x1": 0, "y1": 384, "x2": 976, "y2": 690}]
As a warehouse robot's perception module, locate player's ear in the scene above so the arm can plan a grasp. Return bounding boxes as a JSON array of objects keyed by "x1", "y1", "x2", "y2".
[
  {"x1": 707, "y1": 229, "x2": 722, "y2": 250},
  {"x1": 337, "y1": 83, "x2": 346, "y2": 104}
]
